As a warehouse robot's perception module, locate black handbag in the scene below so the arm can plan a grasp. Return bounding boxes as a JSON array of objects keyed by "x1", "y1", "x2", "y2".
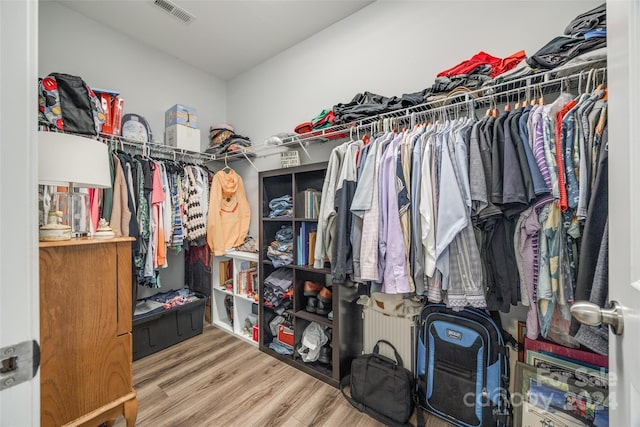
[{"x1": 341, "y1": 340, "x2": 415, "y2": 427}]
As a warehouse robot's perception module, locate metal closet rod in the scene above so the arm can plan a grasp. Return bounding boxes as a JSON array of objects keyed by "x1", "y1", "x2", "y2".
[
  {"x1": 102, "y1": 134, "x2": 216, "y2": 162},
  {"x1": 391, "y1": 67, "x2": 608, "y2": 125},
  {"x1": 223, "y1": 65, "x2": 607, "y2": 160},
  {"x1": 100, "y1": 133, "x2": 259, "y2": 170}
]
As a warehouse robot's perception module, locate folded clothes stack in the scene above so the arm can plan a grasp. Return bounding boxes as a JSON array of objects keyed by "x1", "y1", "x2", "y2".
[
  {"x1": 267, "y1": 225, "x2": 293, "y2": 267},
  {"x1": 204, "y1": 124, "x2": 252, "y2": 156},
  {"x1": 268, "y1": 195, "x2": 293, "y2": 218},
  {"x1": 263, "y1": 268, "x2": 293, "y2": 309}
]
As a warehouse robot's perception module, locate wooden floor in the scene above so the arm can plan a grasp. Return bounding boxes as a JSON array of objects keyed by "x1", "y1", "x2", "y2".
[{"x1": 116, "y1": 324, "x2": 452, "y2": 427}]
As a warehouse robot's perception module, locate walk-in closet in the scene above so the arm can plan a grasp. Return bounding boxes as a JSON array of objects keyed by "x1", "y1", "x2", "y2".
[{"x1": 2, "y1": 0, "x2": 639, "y2": 426}]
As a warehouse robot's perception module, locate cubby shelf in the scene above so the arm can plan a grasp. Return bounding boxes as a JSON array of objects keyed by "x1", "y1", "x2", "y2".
[
  {"x1": 258, "y1": 162, "x2": 361, "y2": 387},
  {"x1": 210, "y1": 250, "x2": 260, "y2": 347}
]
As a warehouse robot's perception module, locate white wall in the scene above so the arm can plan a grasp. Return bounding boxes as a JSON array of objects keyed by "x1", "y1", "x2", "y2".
[
  {"x1": 38, "y1": 1, "x2": 227, "y2": 151},
  {"x1": 228, "y1": 0, "x2": 602, "y2": 238},
  {"x1": 38, "y1": 1, "x2": 228, "y2": 294},
  {"x1": 226, "y1": 0, "x2": 601, "y2": 368}
]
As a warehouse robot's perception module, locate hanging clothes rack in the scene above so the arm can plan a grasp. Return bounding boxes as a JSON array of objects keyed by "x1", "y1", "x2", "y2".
[
  {"x1": 224, "y1": 65, "x2": 607, "y2": 160},
  {"x1": 102, "y1": 135, "x2": 216, "y2": 164}
]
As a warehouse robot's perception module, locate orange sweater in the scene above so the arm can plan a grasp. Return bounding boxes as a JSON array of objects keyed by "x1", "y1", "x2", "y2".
[{"x1": 207, "y1": 169, "x2": 250, "y2": 256}]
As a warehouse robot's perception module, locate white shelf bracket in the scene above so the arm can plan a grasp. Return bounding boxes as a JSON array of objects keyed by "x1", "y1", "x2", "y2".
[
  {"x1": 242, "y1": 150, "x2": 258, "y2": 172},
  {"x1": 296, "y1": 136, "x2": 312, "y2": 160}
]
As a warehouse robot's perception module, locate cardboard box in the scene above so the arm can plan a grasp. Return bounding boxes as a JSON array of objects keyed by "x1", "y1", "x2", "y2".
[
  {"x1": 165, "y1": 124, "x2": 201, "y2": 152},
  {"x1": 277, "y1": 324, "x2": 294, "y2": 347},
  {"x1": 165, "y1": 104, "x2": 198, "y2": 129}
]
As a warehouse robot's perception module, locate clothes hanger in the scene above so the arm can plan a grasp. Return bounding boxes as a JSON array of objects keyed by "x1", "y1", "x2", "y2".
[
  {"x1": 601, "y1": 69, "x2": 608, "y2": 100},
  {"x1": 538, "y1": 84, "x2": 545, "y2": 106},
  {"x1": 585, "y1": 68, "x2": 594, "y2": 94},
  {"x1": 577, "y1": 71, "x2": 584, "y2": 96},
  {"x1": 529, "y1": 85, "x2": 537, "y2": 106},
  {"x1": 221, "y1": 155, "x2": 231, "y2": 173},
  {"x1": 357, "y1": 124, "x2": 369, "y2": 145},
  {"x1": 503, "y1": 85, "x2": 511, "y2": 112}
]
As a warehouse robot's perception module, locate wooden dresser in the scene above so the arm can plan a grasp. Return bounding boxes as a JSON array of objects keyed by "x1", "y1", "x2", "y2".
[{"x1": 39, "y1": 237, "x2": 137, "y2": 427}]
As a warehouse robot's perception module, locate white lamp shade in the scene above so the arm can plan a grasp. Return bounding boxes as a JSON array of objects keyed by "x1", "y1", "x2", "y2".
[{"x1": 38, "y1": 131, "x2": 112, "y2": 188}]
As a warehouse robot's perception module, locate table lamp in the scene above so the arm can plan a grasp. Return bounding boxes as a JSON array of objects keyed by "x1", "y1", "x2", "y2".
[{"x1": 38, "y1": 131, "x2": 112, "y2": 238}]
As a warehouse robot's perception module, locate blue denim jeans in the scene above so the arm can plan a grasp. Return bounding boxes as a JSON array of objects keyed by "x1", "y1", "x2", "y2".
[{"x1": 269, "y1": 195, "x2": 293, "y2": 218}]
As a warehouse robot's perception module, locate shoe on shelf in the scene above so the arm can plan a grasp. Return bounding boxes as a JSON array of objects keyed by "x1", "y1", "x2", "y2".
[
  {"x1": 316, "y1": 299, "x2": 330, "y2": 315},
  {"x1": 327, "y1": 311, "x2": 333, "y2": 321},
  {"x1": 303, "y1": 281, "x2": 323, "y2": 297},
  {"x1": 306, "y1": 297, "x2": 318, "y2": 313},
  {"x1": 318, "y1": 345, "x2": 331, "y2": 365},
  {"x1": 318, "y1": 287, "x2": 332, "y2": 303}
]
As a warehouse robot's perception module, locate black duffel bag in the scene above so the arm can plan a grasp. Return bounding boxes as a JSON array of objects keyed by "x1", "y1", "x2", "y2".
[{"x1": 340, "y1": 340, "x2": 415, "y2": 427}]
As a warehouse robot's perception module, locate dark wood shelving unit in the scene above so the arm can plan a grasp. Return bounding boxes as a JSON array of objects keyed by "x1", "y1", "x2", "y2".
[{"x1": 258, "y1": 162, "x2": 361, "y2": 387}]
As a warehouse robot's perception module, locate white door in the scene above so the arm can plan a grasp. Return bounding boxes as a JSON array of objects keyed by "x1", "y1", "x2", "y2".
[
  {"x1": 0, "y1": 0, "x2": 40, "y2": 424},
  {"x1": 575, "y1": 0, "x2": 640, "y2": 425}
]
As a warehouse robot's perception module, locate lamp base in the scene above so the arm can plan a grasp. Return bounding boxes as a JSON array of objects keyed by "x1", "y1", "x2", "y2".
[
  {"x1": 39, "y1": 224, "x2": 72, "y2": 241},
  {"x1": 52, "y1": 191, "x2": 92, "y2": 236}
]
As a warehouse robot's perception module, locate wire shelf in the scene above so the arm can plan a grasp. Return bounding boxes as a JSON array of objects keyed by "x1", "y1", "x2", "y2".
[{"x1": 224, "y1": 64, "x2": 607, "y2": 161}]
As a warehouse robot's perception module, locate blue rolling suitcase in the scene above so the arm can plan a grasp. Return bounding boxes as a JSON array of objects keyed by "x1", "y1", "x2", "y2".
[{"x1": 416, "y1": 304, "x2": 512, "y2": 427}]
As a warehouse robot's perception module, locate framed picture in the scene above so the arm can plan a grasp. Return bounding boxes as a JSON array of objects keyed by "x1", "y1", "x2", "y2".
[
  {"x1": 514, "y1": 361, "x2": 609, "y2": 427},
  {"x1": 517, "y1": 321, "x2": 526, "y2": 363},
  {"x1": 526, "y1": 350, "x2": 608, "y2": 389},
  {"x1": 521, "y1": 400, "x2": 585, "y2": 427},
  {"x1": 514, "y1": 361, "x2": 538, "y2": 427}
]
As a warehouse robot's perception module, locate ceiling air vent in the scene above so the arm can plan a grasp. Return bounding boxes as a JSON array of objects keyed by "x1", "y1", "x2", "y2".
[{"x1": 152, "y1": 0, "x2": 195, "y2": 24}]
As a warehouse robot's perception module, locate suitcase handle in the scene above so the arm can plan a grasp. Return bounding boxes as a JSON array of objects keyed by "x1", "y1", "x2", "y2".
[{"x1": 372, "y1": 340, "x2": 404, "y2": 367}]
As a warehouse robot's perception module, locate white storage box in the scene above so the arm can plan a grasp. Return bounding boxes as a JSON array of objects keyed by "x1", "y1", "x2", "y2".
[{"x1": 165, "y1": 124, "x2": 201, "y2": 152}]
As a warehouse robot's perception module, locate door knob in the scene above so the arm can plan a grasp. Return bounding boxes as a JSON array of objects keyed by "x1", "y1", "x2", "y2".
[{"x1": 570, "y1": 300, "x2": 624, "y2": 335}]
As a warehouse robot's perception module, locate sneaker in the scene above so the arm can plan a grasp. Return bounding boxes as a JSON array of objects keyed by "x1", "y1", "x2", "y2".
[
  {"x1": 318, "y1": 287, "x2": 332, "y2": 303},
  {"x1": 316, "y1": 299, "x2": 330, "y2": 315},
  {"x1": 318, "y1": 345, "x2": 331, "y2": 365},
  {"x1": 224, "y1": 295, "x2": 234, "y2": 326},
  {"x1": 303, "y1": 281, "x2": 323, "y2": 297},
  {"x1": 306, "y1": 297, "x2": 318, "y2": 313}
]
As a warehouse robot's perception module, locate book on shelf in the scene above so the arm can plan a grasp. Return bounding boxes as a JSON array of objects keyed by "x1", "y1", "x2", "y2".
[
  {"x1": 249, "y1": 270, "x2": 258, "y2": 298},
  {"x1": 297, "y1": 222, "x2": 317, "y2": 266},
  {"x1": 219, "y1": 260, "x2": 232, "y2": 291},
  {"x1": 300, "y1": 222, "x2": 307, "y2": 266},
  {"x1": 308, "y1": 231, "x2": 316, "y2": 267},
  {"x1": 237, "y1": 261, "x2": 257, "y2": 296},
  {"x1": 239, "y1": 267, "x2": 257, "y2": 296},
  {"x1": 303, "y1": 189, "x2": 321, "y2": 219}
]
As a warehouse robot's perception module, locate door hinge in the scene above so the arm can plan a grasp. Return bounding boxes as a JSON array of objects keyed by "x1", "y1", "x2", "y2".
[{"x1": 0, "y1": 340, "x2": 40, "y2": 390}]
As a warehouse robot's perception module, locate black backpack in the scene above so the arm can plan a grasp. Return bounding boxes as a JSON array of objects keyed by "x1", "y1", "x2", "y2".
[{"x1": 38, "y1": 73, "x2": 105, "y2": 135}]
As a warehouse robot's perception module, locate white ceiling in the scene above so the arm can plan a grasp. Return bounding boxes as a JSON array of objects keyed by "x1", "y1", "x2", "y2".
[{"x1": 57, "y1": 0, "x2": 374, "y2": 81}]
